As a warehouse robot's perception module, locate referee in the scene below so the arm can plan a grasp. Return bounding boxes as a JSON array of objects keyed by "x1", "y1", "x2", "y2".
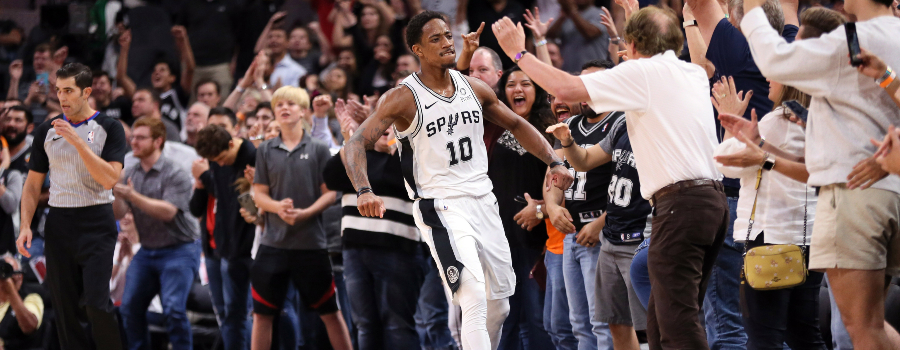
[{"x1": 17, "y1": 63, "x2": 126, "y2": 349}]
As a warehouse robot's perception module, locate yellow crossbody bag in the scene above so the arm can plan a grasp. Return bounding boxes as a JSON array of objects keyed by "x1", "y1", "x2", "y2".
[{"x1": 740, "y1": 168, "x2": 808, "y2": 291}]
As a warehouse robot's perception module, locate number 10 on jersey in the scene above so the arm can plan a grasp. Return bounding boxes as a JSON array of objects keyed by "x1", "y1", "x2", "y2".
[{"x1": 446, "y1": 137, "x2": 473, "y2": 166}]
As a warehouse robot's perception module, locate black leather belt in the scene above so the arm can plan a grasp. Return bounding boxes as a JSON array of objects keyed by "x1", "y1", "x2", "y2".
[{"x1": 650, "y1": 179, "x2": 723, "y2": 206}]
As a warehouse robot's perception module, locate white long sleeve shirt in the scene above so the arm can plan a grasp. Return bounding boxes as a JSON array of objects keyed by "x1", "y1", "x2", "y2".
[
  {"x1": 741, "y1": 8, "x2": 900, "y2": 193},
  {"x1": 716, "y1": 108, "x2": 817, "y2": 245},
  {"x1": 579, "y1": 51, "x2": 722, "y2": 199}
]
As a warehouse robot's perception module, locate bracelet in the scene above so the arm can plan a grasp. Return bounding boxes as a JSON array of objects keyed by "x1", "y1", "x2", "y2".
[
  {"x1": 561, "y1": 138, "x2": 576, "y2": 148},
  {"x1": 610, "y1": 37, "x2": 621, "y2": 45},
  {"x1": 235, "y1": 86, "x2": 246, "y2": 94},
  {"x1": 514, "y1": 50, "x2": 529, "y2": 64},
  {"x1": 549, "y1": 161, "x2": 565, "y2": 168},
  {"x1": 535, "y1": 39, "x2": 547, "y2": 47},
  {"x1": 879, "y1": 70, "x2": 896, "y2": 89},
  {"x1": 758, "y1": 137, "x2": 765, "y2": 148},
  {"x1": 357, "y1": 187, "x2": 373, "y2": 197}
]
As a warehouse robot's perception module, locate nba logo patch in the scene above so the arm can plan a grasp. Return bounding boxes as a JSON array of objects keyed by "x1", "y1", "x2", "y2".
[{"x1": 87, "y1": 131, "x2": 95, "y2": 144}]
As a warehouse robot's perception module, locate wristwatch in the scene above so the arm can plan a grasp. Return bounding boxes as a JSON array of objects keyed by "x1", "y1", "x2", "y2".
[
  {"x1": 762, "y1": 154, "x2": 776, "y2": 171},
  {"x1": 535, "y1": 204, "x2": 544, "y2": 220},
  {"x1": 610, "y1": 37, "x2": 622, "y2": 45},
  {"x1": 683, "y1": 19, "x2": 698, "y2": 28}
]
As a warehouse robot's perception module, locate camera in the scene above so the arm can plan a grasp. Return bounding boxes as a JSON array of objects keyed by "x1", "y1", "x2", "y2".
[{"x1": 0, "y1": 261, "x2": 15, "y2": 279}]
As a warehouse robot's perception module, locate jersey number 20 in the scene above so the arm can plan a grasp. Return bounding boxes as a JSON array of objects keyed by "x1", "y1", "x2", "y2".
[{"x1": 447, "y1": 137, "x2": 473, "y2": 166}]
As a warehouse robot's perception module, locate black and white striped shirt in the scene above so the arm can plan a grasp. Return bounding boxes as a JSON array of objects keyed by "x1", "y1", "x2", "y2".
[
  {"x1": 29, "y1": 113, "x2": 127, "y2": 208},
  {"x1": 323, "y1": 150, "x2": 421, "y2": 253}
]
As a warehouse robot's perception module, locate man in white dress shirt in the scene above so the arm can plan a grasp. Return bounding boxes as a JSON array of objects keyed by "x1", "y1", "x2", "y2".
[
  {"x1": 493, "y1": 7, "x2": 729, "y2": 349},
  {"x1": 740, "y1": 0, "x2": 900, "y2": 347}
]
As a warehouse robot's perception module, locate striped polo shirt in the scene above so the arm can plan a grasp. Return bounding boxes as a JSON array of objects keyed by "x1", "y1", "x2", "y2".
[{"x1": 29, "y1": 112, "x2": 127, "y2": 208}]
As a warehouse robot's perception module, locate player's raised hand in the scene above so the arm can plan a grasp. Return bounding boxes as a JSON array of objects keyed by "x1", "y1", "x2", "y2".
[
  {"x1": 357, "y1": 192, "x2": 386, "y2": 218},
  {"x1": 462, "y1": 22, "x2": 485, "y2": 54},
  {"x1": 546, "y1": 123, "x2": 573, "y2": 144},
  {"x1": 546, "y1": 162, "x2": 574, "y2": 191},
  {"x1": 492, "y1": 17, "x2": 527, "y2": 62}
]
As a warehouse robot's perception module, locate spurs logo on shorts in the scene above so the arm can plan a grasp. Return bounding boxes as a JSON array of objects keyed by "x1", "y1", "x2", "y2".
[{"x1": 447, "y1": 266, "x2": 459, "y2": 283}]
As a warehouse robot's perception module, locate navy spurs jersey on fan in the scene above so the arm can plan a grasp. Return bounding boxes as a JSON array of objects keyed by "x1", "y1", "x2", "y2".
[
  {"x1": 602, "y1": 124, "x2": 652, "y2": 245},
  {"x1": 559, "y1": 112, "x2": 625, "y2": 232}
]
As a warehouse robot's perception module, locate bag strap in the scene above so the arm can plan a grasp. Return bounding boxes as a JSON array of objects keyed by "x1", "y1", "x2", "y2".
[
  {"x1": 740, "y1": 167, "x2": 764, "y2": 283},
  {"x1": 742, "y1": 167, "x2": 764, "y2": 256}
]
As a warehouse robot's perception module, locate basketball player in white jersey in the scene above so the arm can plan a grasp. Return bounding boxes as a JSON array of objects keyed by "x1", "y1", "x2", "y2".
[{"x1": 343, "y1": 11, "x2": 573, "y2": 350}]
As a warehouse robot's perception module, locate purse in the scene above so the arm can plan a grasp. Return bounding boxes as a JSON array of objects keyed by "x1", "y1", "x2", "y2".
[{"x1": 740, "y1": 167, "x2": 809, "y2": 291}]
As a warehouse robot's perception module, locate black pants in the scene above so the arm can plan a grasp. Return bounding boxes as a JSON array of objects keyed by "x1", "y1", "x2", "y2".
[
  {"x1": 740, "y1": 233, "x2": 827, "y2": 350},
  {"x1": 45, "y1": 204, "x2": 123, "y2": 350},
  {"x1": 646, "y1": 182, "x2": 729, "y2": 350}
]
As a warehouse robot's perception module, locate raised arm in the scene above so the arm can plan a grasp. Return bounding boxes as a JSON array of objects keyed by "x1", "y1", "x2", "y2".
[
  {"x1": 560, "y1": 0, "x2": 604, "y2": 40},
  {"x1": 254, "y1": 12, "x2": 288, "y2": 54},
  {"x1": 685, "y1": 0, "x2": 725, "y2": 45},
  {"x1": 524, "y1": 8, "x2": 553, "y2": 65},
  {"x1": 457, "y1": 22, "x2": 485, "y2": 71},
  {"x1": 6, "y1": 60, "x2": 22, "y2": 101},
  {"x1": 683, "y1": 3, "x2": 716, "y2": 78},
  {"x1": 172, "y1": 26, "x2": 196, "y2": 93},
  {"x1": 116, "y1": 30, "x2": 137, "y2": 99},
  {"x1": 344, "y1": 86, "x2": 415, "y2": 217},
  {"x1": 470, "y1": 76, "x2": 573, "y2": 190}
]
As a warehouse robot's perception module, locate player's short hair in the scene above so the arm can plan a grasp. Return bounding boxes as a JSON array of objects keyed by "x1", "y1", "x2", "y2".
[
  {"x1": 7, "y1": 105, "x2": 33, "y2": 124},
  {"x1": 271, "y1": 86, "x2": 311, "y2": 109},
  {"x1": 799, "y1": 7, "x2": 846, "y2": 39},
  {"x1": 56, "y1": 63, "x2": 94, "y2": 90},
  {"x1": 624, "y1": 7, "x2": 684, "y2": 57},
  {"x1": 209, "y1": 107, "x2": 238, "y2": 128},
  {"x1": 195, "y1": 78, "x2": 221, "y2": 96},
  {"x1": 405, "y1": 11, "x2": 447, "y2": 51},
  {"x1": 195, "y1": 124, "x2": 233, "y2": 159},
  {"x1": 474, "y1": 47, "x2": 503, "y2": 72},
  {"x1": 581, "y1": 59, "x2": 615, "y2": 71},
  {"x1": 135, "y1": 88, "x2": 161, "y2": 105},
  {"x1": 132, "y1": 116, "x2": 168, "y2": 150}
]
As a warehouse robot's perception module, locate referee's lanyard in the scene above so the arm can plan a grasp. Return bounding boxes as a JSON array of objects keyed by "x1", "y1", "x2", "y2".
[{"x1": 63, "y1": 111, "x2": 100, "y2": 127}]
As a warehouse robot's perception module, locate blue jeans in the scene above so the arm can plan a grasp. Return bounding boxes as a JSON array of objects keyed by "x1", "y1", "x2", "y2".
[
  {"x1": 206, "y1": 256, "x2": 253, "y2": 350},
  {"x1": 703, "y1": 196, "x2": 748, "y2": 349},
  {"x1": 121, "y1": 241, "x2": 200, "y2": 350},
  {"x1": 344, "y1": 246, "x2": 425, "y2": 349},
  {"x1": 544, "y1": 251, "x2": 578, "y2": 350},
  {"x1": 499, "y1": 246, "x2": 554, "y2": 350},
  {"x1": 563, "y1": 234, "x2": 613, "y2": 350},
  {"x1": 826, "y1": 275, "x2": 853, "y2": 349},
  {"x1": 416, "y1": 253, "x2": 456, "y2": 350},
  {"x1": 630, "y1": 238, "x2": 651, "y2": 310}
]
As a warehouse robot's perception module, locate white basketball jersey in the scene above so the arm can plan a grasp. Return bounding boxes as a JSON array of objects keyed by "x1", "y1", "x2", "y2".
[{"x1": 395, "y1": 70, "x2": 492, "y2": 200}]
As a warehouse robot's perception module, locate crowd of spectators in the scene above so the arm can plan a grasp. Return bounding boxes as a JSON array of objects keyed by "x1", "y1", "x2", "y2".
[{"x1": 0, "y1": 0, "x2": 898, "y2": 349}]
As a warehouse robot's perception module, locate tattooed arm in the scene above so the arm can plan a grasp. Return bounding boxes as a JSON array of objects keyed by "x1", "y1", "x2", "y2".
[
  {"x1": 344, "y1": 86, "x2": 417, "y2": 218},
  {"x1": 468, "y1": 76, "x2": 574, "y2": 191}
]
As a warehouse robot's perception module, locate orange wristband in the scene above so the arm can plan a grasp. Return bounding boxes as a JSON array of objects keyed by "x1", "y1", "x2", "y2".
[{"x1": 880, "y1": 72, "x2": 896, "y2": 89}]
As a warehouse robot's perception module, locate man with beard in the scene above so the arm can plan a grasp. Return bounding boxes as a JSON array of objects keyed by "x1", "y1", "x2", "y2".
[
  {"x1": 92, "y1": 71, "x2": 134, "y2": 125},
  {"x1": 184, "y1": 102, "x2": 210, "y2": 147},
  {"x1": 2, "y1": 106, "x2": 45, "y2": 259},
  {"x1": 2, "y1": 106, "x2": 33, "y2": 174},
  {"x1": 541, "y1": 60, "x2": 622, "y2": 350},
  {"x1": 114, "y1": 117, "x2": 200, "y2": 350}
]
